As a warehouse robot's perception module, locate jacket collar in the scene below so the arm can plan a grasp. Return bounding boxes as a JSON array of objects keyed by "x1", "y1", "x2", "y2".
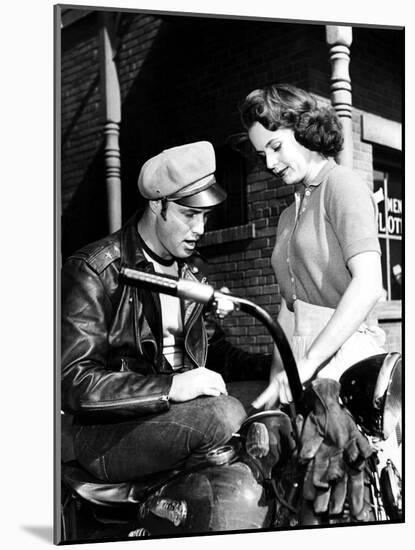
[{"x1": 120, "y1": 211, "x2": 151, "y2": 269}]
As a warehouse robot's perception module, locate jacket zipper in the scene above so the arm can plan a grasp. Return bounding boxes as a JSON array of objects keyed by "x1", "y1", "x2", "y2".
[
  {"x1": 182, "y1": 268, "x2": 208, "y2": 367},
  {"x1": 131, "y1": 263, "x2": 164, "y2": 369},
  {"x1": 80, "y1": 394, "x2": 169, "y2": 410},
  {"x1": 184, "y1": 317, "x2": 208, "y2": 367}
]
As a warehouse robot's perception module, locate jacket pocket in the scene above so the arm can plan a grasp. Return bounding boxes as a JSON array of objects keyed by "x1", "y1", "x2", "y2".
[{"x1": 115, "y1": 355, "x2": 155, "y2": 375}]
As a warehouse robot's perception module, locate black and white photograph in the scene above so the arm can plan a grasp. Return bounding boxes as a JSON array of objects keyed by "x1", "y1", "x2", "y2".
[
  {"x1": 55, "y1": 2, "x2": 404, "y2": 545},
  {"x1": 2, "y1": 1, "x2": 411, "y2": 548},
  {"x1": 55, "y1": 4, "x2": 404, "y2": 543}
]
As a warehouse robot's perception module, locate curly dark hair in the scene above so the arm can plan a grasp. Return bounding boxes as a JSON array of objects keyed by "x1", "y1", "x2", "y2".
[{"x1": 240, "y1": 83, "x2": 343, "y2": 156}]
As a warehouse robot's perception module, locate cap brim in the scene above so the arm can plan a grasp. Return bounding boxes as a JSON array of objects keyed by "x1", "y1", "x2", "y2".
[{"x1": 174, "y1": 181, "x2": 227, "y2": 208}]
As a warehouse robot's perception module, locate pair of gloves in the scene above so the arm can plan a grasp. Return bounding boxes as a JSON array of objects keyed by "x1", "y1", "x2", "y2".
[
  {"x1": 245, "y1": 378, "x2": 374, "y2": 521},
  {"x1": 298, "y1": 378, "x2": 374, "y2": 520}
]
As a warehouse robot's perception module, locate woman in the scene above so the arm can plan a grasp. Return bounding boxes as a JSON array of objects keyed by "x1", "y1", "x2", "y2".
[{"x1": 240, "y1": 83, "x2": 385, "y2": 408}]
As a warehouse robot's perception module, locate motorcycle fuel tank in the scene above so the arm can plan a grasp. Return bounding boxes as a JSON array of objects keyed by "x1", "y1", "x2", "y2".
[{"x1": 137, "y1": 449, "x2": 273, "y2": 535}]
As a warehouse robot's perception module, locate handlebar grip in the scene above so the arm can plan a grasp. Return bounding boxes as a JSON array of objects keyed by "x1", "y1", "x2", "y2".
[
  {"x1": 120, "y1": 267, "x2": 215, "y2": 304},
  {"x1": 120, "y1": 267, "x2": 179, "y2": 296},
  {"x1": 177, "y1": 279, "x2": 215, "y2": 304}
]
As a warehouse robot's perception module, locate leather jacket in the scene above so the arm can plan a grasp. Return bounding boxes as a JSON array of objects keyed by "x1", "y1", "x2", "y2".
[{"x1": 61, "y1": 213, "x2": 270, "y2": 422}]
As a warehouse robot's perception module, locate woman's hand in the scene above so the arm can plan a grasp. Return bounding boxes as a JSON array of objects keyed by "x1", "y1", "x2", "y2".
[
  {"x1": 251, "y1": 347, "x2": 285, "y2": 409},
  {"x1": 251, "y1": 299, "x2": 297, "y2": 409},
  {"x1": 251, "y1": 371, "x2": 287, "y2": 409},
  {"x1": 252, "y1": 356, "x2": 321, "y2": 408}
]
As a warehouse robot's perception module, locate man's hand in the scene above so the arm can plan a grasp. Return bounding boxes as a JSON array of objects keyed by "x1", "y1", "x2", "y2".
[
  {"x1": 169, "y1": 367, "x2": 228, "y2": 402},
  {"x1": 213, "y1": 287, "x2": 235, "y2": 319}
]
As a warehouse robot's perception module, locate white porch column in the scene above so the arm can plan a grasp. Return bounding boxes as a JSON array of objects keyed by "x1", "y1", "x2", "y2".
[
  {"x1": 326, "y1": 26, "x2": 353, "y2": 168},
  {"x1": 99, "y1": 12, "x2": 122, "y2": 232}
]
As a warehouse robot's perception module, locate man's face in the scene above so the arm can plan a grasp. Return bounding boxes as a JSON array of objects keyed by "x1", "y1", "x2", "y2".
[{"x1": 154, "y1": 201, "x2": 212, "y2": 259}]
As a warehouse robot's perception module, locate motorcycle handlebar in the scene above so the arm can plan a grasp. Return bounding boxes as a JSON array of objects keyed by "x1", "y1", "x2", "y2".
[
  {"x1": 120, "y1": 267, "x2": 216, "y2": 303},
  {"x1": 119, "y1": 267, "x2": 304, "y2": 407}
]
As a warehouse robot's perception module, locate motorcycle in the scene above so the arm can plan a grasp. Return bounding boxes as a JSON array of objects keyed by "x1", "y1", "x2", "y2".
[{"x1": 60, "y1": 268, "x2": 402, "y2": 543}]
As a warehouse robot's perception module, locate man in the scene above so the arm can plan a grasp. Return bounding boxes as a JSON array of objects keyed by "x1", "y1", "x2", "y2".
[{"x1": 61, "y1": 141, "x2": 269, "y2": 482}]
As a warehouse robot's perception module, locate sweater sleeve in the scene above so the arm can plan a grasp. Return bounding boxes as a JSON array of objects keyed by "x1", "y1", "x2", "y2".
[{"x1": 324, "y1": 167, "x2": 381, "y2": 263}]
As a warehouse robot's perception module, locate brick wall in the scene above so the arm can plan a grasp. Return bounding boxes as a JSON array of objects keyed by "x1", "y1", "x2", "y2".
[{"x1": 60, "y1": 10, "x2": 403, "y2": 355}]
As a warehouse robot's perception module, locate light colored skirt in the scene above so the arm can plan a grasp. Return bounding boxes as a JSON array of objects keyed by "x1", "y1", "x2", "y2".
[
  {"x1": 291, "y1": 300, "x2": 401, "y2": 473},
  {"x1": 291, "y1": 299, "x2": 386, "y2": 381}
]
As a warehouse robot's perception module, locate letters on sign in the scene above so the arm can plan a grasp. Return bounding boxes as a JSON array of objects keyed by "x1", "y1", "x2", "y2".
[{"x1": 378, "y1": 197, "x2": 402, "y2": 237}]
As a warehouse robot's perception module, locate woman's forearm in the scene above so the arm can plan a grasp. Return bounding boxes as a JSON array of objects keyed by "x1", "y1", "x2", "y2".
[{"x1": 306, "y1": 252, "x2": 383, "y2": 367}]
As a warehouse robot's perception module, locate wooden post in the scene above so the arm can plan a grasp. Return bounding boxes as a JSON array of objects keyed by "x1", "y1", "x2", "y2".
[
  {"x1": 99, "y1": 12, "x2": 122, "y2": 232},
  {"x1": 326, "y1": 26, "x2": 353, "y2": 168}
]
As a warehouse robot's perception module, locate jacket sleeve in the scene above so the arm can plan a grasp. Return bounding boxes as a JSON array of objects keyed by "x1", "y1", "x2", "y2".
[
  {"x1": 61, "y1": 258, "x2": 173, "y2": 419},
  {"x1": 205, "y1": 319, "x2": 271, "y2": 382}
]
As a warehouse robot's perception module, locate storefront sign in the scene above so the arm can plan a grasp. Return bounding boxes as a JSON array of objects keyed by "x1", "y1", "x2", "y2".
[{"x1": 378, "y1": 197, "x2": 402, "y2": 236}]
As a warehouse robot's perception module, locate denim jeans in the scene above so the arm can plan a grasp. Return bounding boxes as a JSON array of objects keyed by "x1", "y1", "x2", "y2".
[{"x1": 74, "y1": 394, "x2": 246, "y2": 482}]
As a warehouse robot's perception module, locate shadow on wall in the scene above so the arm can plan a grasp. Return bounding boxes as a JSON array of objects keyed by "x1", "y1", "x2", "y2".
[
  {"x1": 117, "y1": 15, "x2": 317, "y2": 224},
  {"x1": 62, "y1": 144, "x2": 109, "y2": 261},
  {"x1": 61, "y1": 14, "x2": 179, "y2": 259},
  {"x1": 61, "y1": 12, "x2": 324, "y2": 259},
  {"x1": 117, "y1": 15, "x2": 239, "y2": 225},
  {"x1": 61, "y1": 12, "x2": 403, "y2": 260}
]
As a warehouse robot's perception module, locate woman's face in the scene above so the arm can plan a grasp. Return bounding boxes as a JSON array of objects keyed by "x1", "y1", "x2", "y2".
[{"x1": 248, "y1": 122, "x2": 315, "y2": 185}]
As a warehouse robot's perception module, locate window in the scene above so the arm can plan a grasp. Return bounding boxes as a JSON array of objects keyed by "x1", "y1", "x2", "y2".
[
  {"x1": 373, "y1": 146, "x2": 402, "y2": 300},
  {"x1": 206, "y1": 144, "x2": 247, "y2": 231}
]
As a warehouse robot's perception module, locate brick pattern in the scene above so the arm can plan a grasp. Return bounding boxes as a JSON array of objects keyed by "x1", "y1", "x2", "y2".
[
  {"x1": 61, "y1": 14, "x2": 102, "y2": 209},
  {"x1": 60, "y1": 11, "x2": 403, "y2": 355},
  {"x1": 203, "y1": 160, "x2": 294, "y2": 353}
]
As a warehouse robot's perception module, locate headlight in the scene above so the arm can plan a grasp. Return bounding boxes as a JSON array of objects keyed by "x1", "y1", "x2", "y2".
[{"x1": 339, "y1": 352, "x2": 401, "y2": 440}]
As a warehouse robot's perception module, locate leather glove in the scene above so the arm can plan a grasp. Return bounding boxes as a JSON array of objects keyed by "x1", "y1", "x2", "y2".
[
  {"x1": 243, "y1": 412, "x2": 297, "y2": 476},
  {"x1": 299, "y1": 378, "x2": 374, "y2": 519}
]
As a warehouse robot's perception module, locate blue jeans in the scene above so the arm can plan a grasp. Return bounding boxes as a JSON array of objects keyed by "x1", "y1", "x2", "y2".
[{"x1": 74, "y1": 394, "x2": 246, "y2": 482}]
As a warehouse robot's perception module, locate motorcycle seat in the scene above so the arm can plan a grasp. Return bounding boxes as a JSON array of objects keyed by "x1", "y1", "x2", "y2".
[
  {"x1": 60, "y1": 413, "x2": 180, "y2": 507},
  {"x1": 62, "y1": 460, "x2": 180, "y2": 507}
]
